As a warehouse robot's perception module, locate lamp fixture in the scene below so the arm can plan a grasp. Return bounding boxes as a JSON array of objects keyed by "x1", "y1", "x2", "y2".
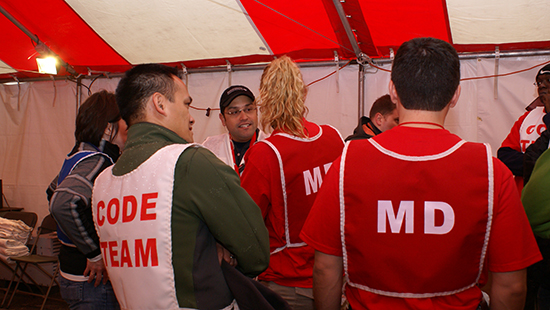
[
  {"x1": 0, "y1": 6, "x2": 77, "y2": 77},
  {"x1": 36, "y1": 56, "x2": 57, "y2": 75}
]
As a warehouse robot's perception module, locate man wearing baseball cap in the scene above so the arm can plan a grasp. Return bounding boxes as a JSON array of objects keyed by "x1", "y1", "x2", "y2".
[
  {"x1": 203, "y1": 85, "x2": 268, "y2": 175},
  {"x1": 497, "y1": 63, "x2": 550, "y2": 191},
  {"x1": 498, "y1": 64, "x2": 550, "y2": 309}
]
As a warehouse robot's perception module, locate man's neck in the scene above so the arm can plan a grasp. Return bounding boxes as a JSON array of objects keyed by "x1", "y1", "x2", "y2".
[
  {"x1": 398, "y1": 108, "x2": 448, "y2": 129},
  {"x1": 232, "y1": 138, "x2": 251, "y2": 144},
  {"x1": 230, "y1": 129, "x2": 259, "y2": 167},
  {"x1": 230, "y1": 128, "x2": 258, "y2": 144},
  {"x1": 232, "y1": 139, "x2": 250, "y2": 148}
]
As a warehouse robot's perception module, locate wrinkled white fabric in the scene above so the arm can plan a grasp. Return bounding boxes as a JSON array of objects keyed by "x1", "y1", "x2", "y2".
[
  {"x1": 0, "y1": 217, "x2": 31, "y2": 258},
  {"x1": 0, "y1": 239, "x2": 28, "y2": 256},
  {"x1": 0, "y1": 217, "x2": 32, "y2": 244}
]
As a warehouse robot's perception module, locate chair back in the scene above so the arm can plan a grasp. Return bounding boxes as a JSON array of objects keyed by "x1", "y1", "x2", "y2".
[
  {"x1": 37, "y1": 214, "x2": 57, "y2": 235},
  {"x1": 1, "y1": 213, "x2": 60, "y2": 310},
  {"x1": 28, "y1": 214, "x2": 57, "y2": 254},
  {"x1": 3, "y1": 211, "x2": 38, "y2": 232}
]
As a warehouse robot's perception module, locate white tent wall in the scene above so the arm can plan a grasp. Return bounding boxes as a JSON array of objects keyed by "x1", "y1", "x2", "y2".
[
  {"x1": 186, "y1": 65, "x2": 360, "y2": 141},
  {"x1": 0, "y1": 80, "x2": 77, "y2": 220},
  {"x1": 1, "y1": 55, "x2": 549, "y2": 221}
]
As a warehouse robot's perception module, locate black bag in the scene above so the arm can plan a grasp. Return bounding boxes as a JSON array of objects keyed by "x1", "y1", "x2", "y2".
[{"x1": 220, "y1": 260, "x2": 291, "y2": 310}]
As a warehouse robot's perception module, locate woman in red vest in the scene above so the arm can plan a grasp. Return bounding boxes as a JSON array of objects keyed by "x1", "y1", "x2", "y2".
[{"x1": 241, "y1": 56, "x2": 344, "y2": 310}]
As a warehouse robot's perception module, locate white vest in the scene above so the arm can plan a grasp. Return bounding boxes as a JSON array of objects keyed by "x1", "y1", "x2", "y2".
[
  {"x1": 519, "y1": 106, "x2": 546, "y2": 152},
  {"x1": 92, "y1": 143, "x2": 198, "y2": 310},
  {"x1": 202, "y1": 131, "x2": 269, "y2": 167}
]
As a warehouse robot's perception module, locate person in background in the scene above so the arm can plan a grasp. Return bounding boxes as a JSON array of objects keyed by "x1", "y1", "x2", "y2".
[
  {"x1": 345, "y1": 94, "x2": 398, "y2": 141},
  {"x1": 202, "y1": 85, "x2": 268, "y2": 175},
  {"x1": 92, "y1": 64, "x2": 269, "y2": 310},
  {"x1": 48, "y1": 90, "x2": 126, "y2": 309},
  {"x1": 523, "y1": 146, "x2": 550, "y2": 310},
  {"x1": 500, "y1": 64, "x2": 550, "y2": 310},
  {"x1": 523, "y1": 148, "x2": 550, "y2": 237},
  {"x1": 498, "y1": 64, "x2": 550, "y2": 191},
  {"x1": 301, "y1": 37, "x2": 542, "y2": 310},
  {"x1": 524, "y1": 126, "x2": 550, "y2": 183},
  {"x1": 241, "y1": 56, "x2": 344, "y2": 310}
]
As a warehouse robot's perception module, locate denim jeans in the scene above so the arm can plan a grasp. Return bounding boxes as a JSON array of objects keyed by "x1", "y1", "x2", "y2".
[{"x1": 58, "y1": 276, "x2": 120, "y2": 310}]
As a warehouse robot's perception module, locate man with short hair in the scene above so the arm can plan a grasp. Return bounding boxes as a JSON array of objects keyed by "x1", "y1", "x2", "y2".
[
  {"x1": 91, "y1": 64, "x2": 269, "y2": 310},
  {"x1": 203, "y1": 85, "x2": 268, "y2": 174},
  {"x1": 498, "y1": 64, "x2": 550, "y2": 190},
  {"x1": 301, "y1": 37, "x2": 541, "y2": 310},
  {"x1": 345, "y1": 94, "x2": 399, "y2": 141}
]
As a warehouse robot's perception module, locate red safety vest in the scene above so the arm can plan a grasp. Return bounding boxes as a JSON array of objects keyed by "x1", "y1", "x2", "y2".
[
  {"x1": 261, "y1": 124, "x2": 344, "y2": 254},
  {"x1": 341, "y1": 139, "x2": 493, "y2": 297}
]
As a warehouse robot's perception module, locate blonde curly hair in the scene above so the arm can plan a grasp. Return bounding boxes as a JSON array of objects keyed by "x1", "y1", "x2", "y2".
[{"x1": 259, "y1": 56, "x2": 309, "y2": 138}]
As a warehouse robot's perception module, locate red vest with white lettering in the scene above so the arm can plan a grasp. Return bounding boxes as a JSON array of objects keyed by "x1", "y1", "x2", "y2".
[
  {"x1": 259, "y1": 124, "x2": 343, "y2": 285},
  {"x1": 519, "y1": 106, "x2": 546, "y2": 152},
  {"x1": 341, "y1": 139, "x2": 493, "y2": 297},
  {"x1": 92, "y1": 144, "x2": 197, "y2": 310},
  {"x1": 262, "y1": 125, "x2": 343, "y2": 253}
]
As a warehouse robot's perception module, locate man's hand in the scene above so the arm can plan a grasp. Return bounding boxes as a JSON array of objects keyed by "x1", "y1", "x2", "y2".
[
  {"x1": 84, "y1": 258, "x2": 109, "y2": 287},
  {"x1": 313, "y1": 250, "x2": 343, "y2": 310},
  {"x1": 216, "y1": 243, "x2": 237, "y2": 267}
]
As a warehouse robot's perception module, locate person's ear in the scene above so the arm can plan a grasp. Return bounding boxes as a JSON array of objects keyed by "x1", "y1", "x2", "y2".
[
  {"x1": 373, "y1": 112, "x2": 384, "y2": 126},
  {"x1": 219, "y1": 112, "x2": 226, "y2": 127},
  {"x1": 449, "y1": 85, "x2": 461, "y2": 108},
  {"x1": 388, "y1": 81, "x2": 399, "y2": 105},
  {"x1": 388, "y1": 80, "x2": 406, "y2": 112},
  {"x1": 152, "y1": 93, "x2": 167, "y2": 115},
  {"x1": 103, "y1": 123, "x2": 113, "y2": 140}
]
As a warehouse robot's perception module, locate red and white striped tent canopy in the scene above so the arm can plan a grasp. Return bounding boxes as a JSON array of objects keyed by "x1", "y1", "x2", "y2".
[
  {"x1": 1, "y1": 0, "x2": 550, "y2": 220},
  {"x1": 1, "y1": 0, "x2": 549, "y2": 80}
]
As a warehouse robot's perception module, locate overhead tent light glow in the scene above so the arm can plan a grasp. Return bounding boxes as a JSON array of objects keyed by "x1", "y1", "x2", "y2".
[
  {"x1": 34, "y1": 42, "x2": 58, "y2": 74},
  {"x1": 0, "y1": 3, "x2": 77, "y2": 77},
  {"x1": 36, "y1": 56, "x2": 57, "y2": 74}
]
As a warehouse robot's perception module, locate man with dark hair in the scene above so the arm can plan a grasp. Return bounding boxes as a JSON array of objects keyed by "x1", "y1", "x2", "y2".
[
  {"x1": 115, "y1": 64, "x2": 180, "y2": 126},
  {"x1": 498, "y1": 64, "x2": 550, "y2": 190},
  {"x1": 301, "y1": 37, "x2": 541, "y2": 310},
  {"x1": 203, "y1": 85, "x2": 268, "y2": 174},
  {"x1": 345, "y1": 94, "x2": 398, "y2": 141},
  {"x1": 92, "y1": 64, "x2": 269, "y2": 309}
]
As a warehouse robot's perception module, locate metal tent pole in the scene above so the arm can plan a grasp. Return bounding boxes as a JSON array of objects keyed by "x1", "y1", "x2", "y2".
[{"x1": 358, "y1": 64, "x2": 366, "y2": 119}]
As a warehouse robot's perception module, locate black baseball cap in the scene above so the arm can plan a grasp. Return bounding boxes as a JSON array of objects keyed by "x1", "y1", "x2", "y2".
[
  {"x1": 219, "y1": 85, "x2": 255, "y2": 114},
  {"x1": 536, "y1": 64, "x2": 550, "y2": 80}
]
